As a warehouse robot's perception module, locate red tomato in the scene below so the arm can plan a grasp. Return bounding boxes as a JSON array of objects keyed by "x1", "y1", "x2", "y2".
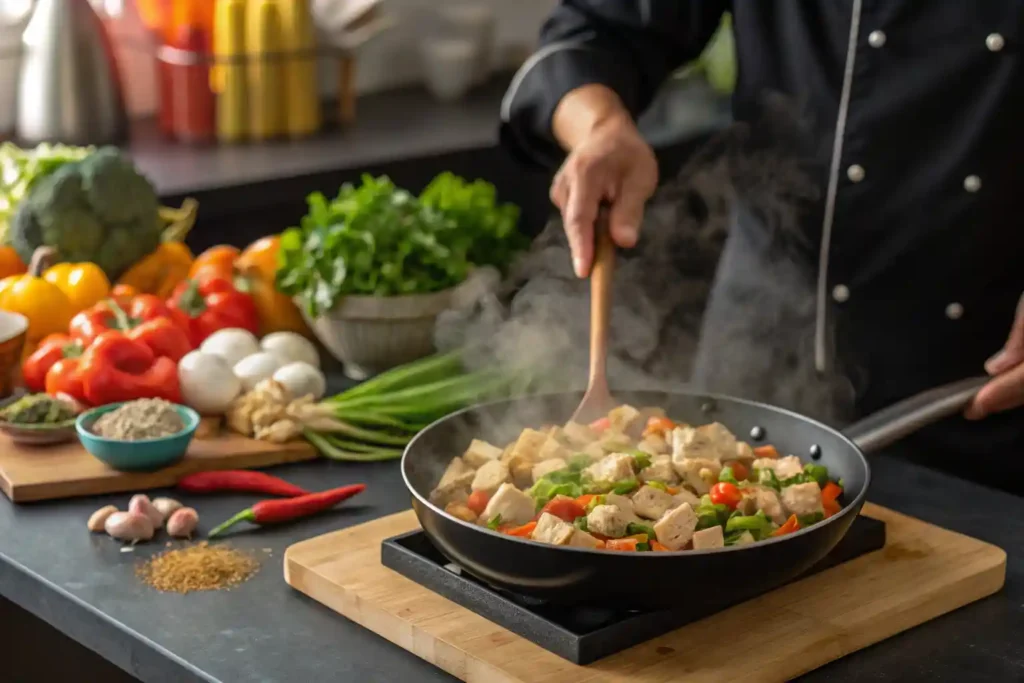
[
  {"x1": 467, "y1": 490, "x2": 490, "y2": 516},
  {"x1": 709, "y1": 482, "x2": 742, "y2": 509},
  {"x1": 772, "y1": 514, "x2": 801, "y2": 537},
  {"x1": 542, "y1": 497, "x2": 586, "y2": 523},
  {"x1": 730, "y1": 461, "x2": 750, "y2": 481},
  {"x1": 589, "y1": 417, "x2": 610, "y2": 433}
]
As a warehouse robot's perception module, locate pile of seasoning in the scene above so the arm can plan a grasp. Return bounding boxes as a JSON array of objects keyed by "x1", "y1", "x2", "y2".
[
  {"x1": 0, "y1": 393, "x2": 76, "y2": 425},
  {"x1": 92, "y1": 398, "x2": 184, "y2": 441},
  {"x1": 136, "y1": 542, "x2": 259, "y2": 594}
]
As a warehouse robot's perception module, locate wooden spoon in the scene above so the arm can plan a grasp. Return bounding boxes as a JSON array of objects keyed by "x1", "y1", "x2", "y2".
[{"x1": 571, "y1": 210, "x2": 618, "y2": 425}]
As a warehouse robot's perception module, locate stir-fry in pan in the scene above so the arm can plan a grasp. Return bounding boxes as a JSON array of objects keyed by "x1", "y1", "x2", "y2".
[{"x1": 428, "y1": 405, "x2": 845, "y2": 552}]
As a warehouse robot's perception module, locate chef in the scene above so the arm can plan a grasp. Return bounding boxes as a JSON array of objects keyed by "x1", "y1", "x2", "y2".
[{"x1": 500, "y1": 2, "x2": 1024, "y2": 492}]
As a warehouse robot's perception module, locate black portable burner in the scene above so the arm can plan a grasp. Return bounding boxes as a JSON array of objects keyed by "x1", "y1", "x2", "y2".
[{"x1": 381, "y1": 516, "x2": 886, "y2": 665}]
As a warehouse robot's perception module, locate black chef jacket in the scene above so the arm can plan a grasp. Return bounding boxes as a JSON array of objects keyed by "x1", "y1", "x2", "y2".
[{"x1": 500, "y1": 1, "x2": 1024, "y2": 491}]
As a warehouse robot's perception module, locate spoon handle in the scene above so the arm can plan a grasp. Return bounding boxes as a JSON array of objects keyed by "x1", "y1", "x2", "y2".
[{"x1": 588, "y1": 209, "x2": 615, "y2": 392}]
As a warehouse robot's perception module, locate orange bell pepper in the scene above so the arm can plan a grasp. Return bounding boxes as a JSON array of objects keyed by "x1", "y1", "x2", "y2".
[
  {"x1": 753, "y1": 445, "x2": 780, "y2": 459},
  {"x1": 502, "y1": 521, "x2": 537, "y2": 537},
  {"x1": 772, "y1": 514, "x2": 801, "y2": 537}
]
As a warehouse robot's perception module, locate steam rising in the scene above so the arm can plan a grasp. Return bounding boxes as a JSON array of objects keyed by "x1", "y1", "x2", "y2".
[{"x1": 435, "y1": 92, "x2": 855, "y2": 432}]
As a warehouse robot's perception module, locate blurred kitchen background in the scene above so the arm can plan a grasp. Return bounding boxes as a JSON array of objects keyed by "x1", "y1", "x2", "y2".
[{"x1": 0, "y1": 0, "x2": 735, "y2": 253}]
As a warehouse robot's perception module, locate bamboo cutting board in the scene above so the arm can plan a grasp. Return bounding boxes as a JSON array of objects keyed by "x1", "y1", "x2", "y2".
[
  {"x1": 284, "y1": 504, "x2": 1006, "y2": 683},
  {"x1": 0, "y1": 422, "x2": 317, "y2": 502}
]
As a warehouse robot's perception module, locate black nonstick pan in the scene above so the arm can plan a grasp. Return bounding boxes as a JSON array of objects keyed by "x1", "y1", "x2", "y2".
[{"x1": 402, "y1": 376, "x2": 986, "y2": 610}]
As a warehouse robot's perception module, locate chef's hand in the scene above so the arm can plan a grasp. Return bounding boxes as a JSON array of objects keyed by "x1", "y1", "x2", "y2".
[
  {"x1": 550, "y1": 84, "x2": 658, "y2": 278},
  {"x1": 966, "y1": 293, "x2": 1024, "y2": 419}
]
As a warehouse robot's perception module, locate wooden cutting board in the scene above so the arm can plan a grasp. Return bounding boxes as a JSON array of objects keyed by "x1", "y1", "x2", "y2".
[
  {"x1": 0, "y1": 420, "x2": 317, "y2": 502},
  {"x1": 284, "y1": 504, "x2": 1006, "y2": 683}
]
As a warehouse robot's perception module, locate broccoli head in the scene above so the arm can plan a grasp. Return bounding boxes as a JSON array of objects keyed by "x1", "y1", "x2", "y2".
[{"x1": 9, "y1": 147, "x2": 163, "y2": 279}]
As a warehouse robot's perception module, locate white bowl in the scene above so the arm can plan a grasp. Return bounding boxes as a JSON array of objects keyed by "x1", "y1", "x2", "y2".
[{"x1": 420, "y1": 38, "x2": 478, "y2": 102}]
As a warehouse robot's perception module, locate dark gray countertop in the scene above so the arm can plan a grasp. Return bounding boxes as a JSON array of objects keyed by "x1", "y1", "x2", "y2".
[{"x1": 0, "y1": 450, "x2": 1022, "y2": 683}]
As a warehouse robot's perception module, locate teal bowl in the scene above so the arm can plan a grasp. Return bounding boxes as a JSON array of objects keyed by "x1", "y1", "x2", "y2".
[{"x1": 76, "y1": 402, "x2": 201, "y2": 472}]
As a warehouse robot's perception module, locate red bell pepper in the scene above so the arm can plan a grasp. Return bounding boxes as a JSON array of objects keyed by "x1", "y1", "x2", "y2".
[
  {"x1": 772, "y1": 514, "x2": 801, "y2": 537},
  {"x1": 70, "y1": 295, "x2": 189, "y2": 346},
  {"x1": 168, "y1": 276, "x2": 259, "y2": 345},
  {"x1": 126, "y1": 317, "x2": 192, "y2": 362},
  {"x1": 45, "y1": 357, "x2": 87, "y2": 405},
  {"x1": 79, "y1": 332, "x2": 182, "y2": 406},
  {"x1": 501, "y1": 521, "x2": 537, "y2": 537},
  {"x1": 821, "y1": 481, "x2": 843, "y2": 518},
  {"x1": 22, "y1": 333, "x2": 84, "y2": 392}
]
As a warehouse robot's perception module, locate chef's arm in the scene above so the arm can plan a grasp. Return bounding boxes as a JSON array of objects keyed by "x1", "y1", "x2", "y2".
[{"x1": 500, "y1": 0, "x2": 729, "y2": 168}]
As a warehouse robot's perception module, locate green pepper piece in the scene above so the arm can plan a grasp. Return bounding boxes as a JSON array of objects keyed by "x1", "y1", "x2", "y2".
[
  {"x1": 631, "y1": 450, "x2": 652, "y2": 471},
  {"x1": 487, "y1": 514, "x2": 502, "y2": 530},
  {"x1": 725, "y1": 510, "x2": 772, "y2": 535},
  {"x1": 611, "y1": 478, "x2": 639, "y2": 495},
  {"x1": 567, "y1": 454, "x2": 591, "y2": 471},
  {"x1": 719, "y1": 466, "x2": 739, "y2": 485},
  {"x1": 574, "y1": 516, "x2": 589, "y2": 532},
  {"x1": 798, "y1": 511, "x2": 825, "y2": 527},
  {"x1": 646, "y1": 480, "x2": 669, "y2": 492},
  {"x1": 626, "y1": 521, "x2": 656, "y2": 538},
  {"x1": 803, "y1": 463, "x2": 830, "y2": 488},
  {"x1": 757, "y1": 468, "x2": 781, "y2": 491}
]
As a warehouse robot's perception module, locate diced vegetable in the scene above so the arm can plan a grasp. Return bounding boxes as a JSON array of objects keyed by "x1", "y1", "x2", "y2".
[
  {"x1": 589, "y1": 417, "x2": 610, "y2": 433},
  {"x1": 798, "y1": 511, "x2": 825, "y2": 527},
  {"x1": 541, "y1": 497, "x2": 587, "y2": 523},
  {"x1": 502, "y1": 521, "x2": 536, "y2": 537},
  {"x1": 605, "y1": 538, "x2": 640, "y2": 552},
  {"x1": 643, "y1": 416, "x2": 675, "y2": 437},
  {"x1": 486, "y1": 514, "x2": 502, "y2": 530},
  {"x1": 718, "y1": 466, "x2": 739, "y2": 485},
  {"x1": 756, "y1": 467, "x2": 781, "y2": 491},
  {"x1": 573, "y1": 516, "x2": 588, "y2": 532},
  {"x1": 802, "y1": 463, "x2": 830, "y2": 488},
  {"x1": 772, "y1": 514, "x2": 801, "y2": 537},
  {"x1": 725, "y1": 510, "x2": 774, "y2": 539},
  {"x1": 626, "y1": 522, "x2": 656, "y2": 538},
  {"x1": 575, "y1": 494, "x2": 599, "y2": 508},
  {"x1": 709, "y1": 481, "x2": 742, "y2": 509},
  {"x1": 467, "y1": 490, "x2": 490, "y2": 516},
  {"x1": 567, "y1": 453, "x2": 591, "y2": 471},
  {"x1": 631, "y1": 450, "x2": 652, "y2": 471},
  {"x1": 650, "y1": 540, "x2": 671, "y2": 552},
  {"x1": 753, "y1": 444, "x2": 779, "y2": 458},
  {"x1": 730, "y1": 461, "x2": 750, "y2": 481},
  {"x1": 646, "y1": 480, "x2": 668, "y2": 493},
  {"x1": 611, "y1": 478, "x2": 639, "y2": 495}
]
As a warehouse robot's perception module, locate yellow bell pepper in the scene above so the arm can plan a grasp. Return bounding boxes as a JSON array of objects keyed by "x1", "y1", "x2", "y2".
[
  {"x1": 43, "y1": 261, "x2": 111, "y2": 312},
  {"x1": 0, "y1": 247, "x2": 74, "y2": 345},
  {"x1": 116, "y1": 240, "x2": 194, "y2": 299}
]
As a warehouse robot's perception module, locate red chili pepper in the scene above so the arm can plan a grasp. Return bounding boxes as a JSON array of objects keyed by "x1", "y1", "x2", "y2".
[
  {"x1": 207, "y1": 484, "x2": 366, "y2": 538},
  {"x1": 177, "y1": 470, "x2": 310, "y2": 498}
]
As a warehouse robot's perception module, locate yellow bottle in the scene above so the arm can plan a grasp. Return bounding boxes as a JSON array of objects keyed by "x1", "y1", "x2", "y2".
[
  {"x1": 213, "y1": 0, "x2": 248, "y2": 142},
  {"x1": 246, "y1": 0, "x2": 285, "y2": 140},
  {"x1": 276, "y1": 0, "x2": 320, "y2": 138}
]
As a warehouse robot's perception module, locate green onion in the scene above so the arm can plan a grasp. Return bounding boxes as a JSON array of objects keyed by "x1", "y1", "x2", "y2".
[
  {"x1": 329, "y1": 350, "x2": 466, "y2": 402},
  {"x1": 487, "y1": 514, "x2": 502, "y2": 530},
  {"x1": 304, "y1": 430, "x2": 404, "y2": 462}
]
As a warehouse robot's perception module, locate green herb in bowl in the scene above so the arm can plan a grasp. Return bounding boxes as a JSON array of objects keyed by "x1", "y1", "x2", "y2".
[{"x1": 0, "y1": 393, "x2": 79, "y2": 445}]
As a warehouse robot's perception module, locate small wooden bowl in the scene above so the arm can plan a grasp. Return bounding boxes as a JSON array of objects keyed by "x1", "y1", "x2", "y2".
[{"x1": 0, "y1": 419, "x2": 77, "y2": 446}]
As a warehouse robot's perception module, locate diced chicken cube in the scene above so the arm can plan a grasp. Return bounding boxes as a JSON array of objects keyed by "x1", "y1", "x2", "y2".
[
  {"x1": 639, "y1": 455, "x2": 679, "y2": 485},
  {"x1": 671, "y1": 422, "x2": 739, "y2": 462},
  {"x1": 531, "y1": 512, "x2": 575, "y2": 545},
  {"x1": 439, "y1": 457, "x2": 476, "y2": 489},
  {"x1": 584, "y1": 452, "x2": 636, "y2": 484},
  {"x1": 737, "y1": 485, "x2": 786, "y2": 524},
  {"x1": 753, "y1": 454, "x2": 804, "y2": 479},
  {"x1": 562, "y1": 421, "x2": 599, "y2": 447},
  {"x1": 638, "y1": 434, "x2": 670, "y2": 456},
  {"x1": 673, "y1": 457, "x2": 722, "y2": 495},
  {"x1": 599, "y1": 431, "x2": 634, "y2": 453},
  {"x1": 481, "y1": 483, "x2": 535, "y2": 527},
  {"x1": 653, "y1": 503, "x2": 698, "y2": 550},
  {"x1": 672, "y1": 489, "x2": 701, "y2": 509},
  {"x1": 462, "y1": 439, "x2": 503, "y2": 469},
  {"x1": 471, "y1": 460, "x2": 511, "y2": 496},
  {"x1": 429, "y1": 481, "x2": 469, "y2": 508},
  {"x1": 632, "y1": 485, "x2": 677, "y2": 520},
  {"x1": 568, "y1": 529, "x2": 604, "y2": 549},
  {"x1": 531, "y1": 457, "x2": 568, "y2": 483},
  {"x1": 603, "y1": 492, "x2": 640, "y2": 523},
  {"x1": 500, "y1": 448, "x2": 535, "y2": 489},
  {"x1": 781, "y1": 482, "x2": 824, "y2": 517},
  {"x1": 444, "y1": 502, "x2": 478, "y2": 523},
  {"x1": 508, "y1": 428, "x2": 549, "y2": 463},
  {"x1": 692, "y1": 525, "x2": 725, "y2": 550},
  {"x1": 537, "y1": 436, "x2": 572, "y2": 462},
  {"x1": 608, "y1": 404, "x2": 644, "y2": 434},
  {"x1": 586, "y1": 504, "x2": 630, "y2": 538},
  {"x1": 731, "y1": 441, "x2": 755, "y2": 463}
]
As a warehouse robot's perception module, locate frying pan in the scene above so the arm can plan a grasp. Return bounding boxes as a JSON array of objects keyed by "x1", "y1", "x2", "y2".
[{"x1": 402, "y1": 376, "x2": 986, "y2": 610}]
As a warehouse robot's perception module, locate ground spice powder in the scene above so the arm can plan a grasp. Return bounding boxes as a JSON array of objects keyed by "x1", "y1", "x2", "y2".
[{"x1": 136, "y1": 542, "x2": 260, "y2": 593}]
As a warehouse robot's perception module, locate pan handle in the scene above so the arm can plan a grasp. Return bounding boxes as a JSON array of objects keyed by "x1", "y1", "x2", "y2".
[{"x1": 840, "y1": 375, "x2": 988, "y2": 454}]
